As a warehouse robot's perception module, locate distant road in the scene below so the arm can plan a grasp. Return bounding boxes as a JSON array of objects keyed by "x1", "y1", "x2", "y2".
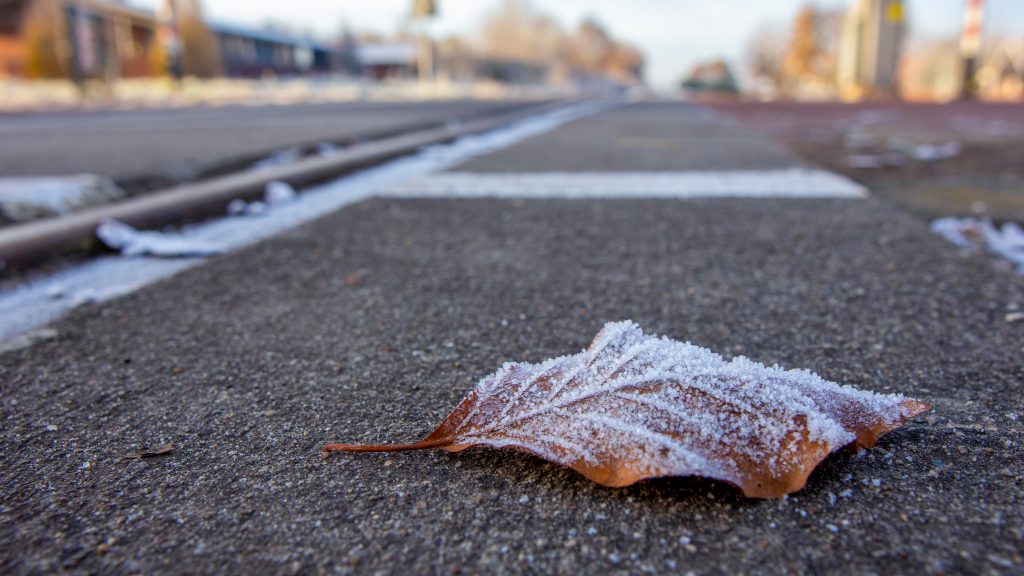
[{"x1": 0, "y1": 100, "x2": 538, "y2": 185}]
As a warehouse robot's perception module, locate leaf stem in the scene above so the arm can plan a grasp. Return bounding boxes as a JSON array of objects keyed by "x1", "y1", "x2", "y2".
[{"x1": 321, "y1": 437, "x2": 453, "y2": 457}]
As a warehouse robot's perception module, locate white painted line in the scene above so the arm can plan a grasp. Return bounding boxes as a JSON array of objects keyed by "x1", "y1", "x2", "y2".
[{"x1": 380, "y1": 169, "x2": 867, "y2": 199}]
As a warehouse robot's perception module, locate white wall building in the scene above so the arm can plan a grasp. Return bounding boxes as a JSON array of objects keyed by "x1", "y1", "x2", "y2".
[{"x1": 838, "y1": 0, "x2": 905, "y2": 100}]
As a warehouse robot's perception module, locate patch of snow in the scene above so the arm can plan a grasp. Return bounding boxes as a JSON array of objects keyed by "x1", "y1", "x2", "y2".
[
  {"x1": 910, "y1": 142, "x2": 960, "y2": 162},
  {"x1": 264, "y1": 181, "x2": 296, "y2": 205},
  {"x1": 0, "y1": 175, "x2": 124, "y2": 222},
  {"x1": 931, "y1": 217, "x2": 1024, "y2": 272},
  {"x1": 96, "y1": 219, "x2": 225, "y2": 258},
  {"x1": 245, "y1": 200, "x2": 268, "y2": 216},
  {"x1": 316, "y1": 142, "x2": 338, "y2": 156},
  {"x1": 931, "y1": 217, "x2": 977, "y2": 248},
  {"x1": 226, "y1": 198, "x2": 248, "y2": 216}
]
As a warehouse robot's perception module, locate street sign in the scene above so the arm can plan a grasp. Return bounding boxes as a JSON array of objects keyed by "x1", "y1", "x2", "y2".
[
  {"x1": 885, "y1": 0, "x2": 903, "y2": 24},
  {"x1": 960, "y1": 0, "x2": 984, "y2": 56},
  {"x1": 411, "y1": 0, "x2": 437, "y2": 19}
]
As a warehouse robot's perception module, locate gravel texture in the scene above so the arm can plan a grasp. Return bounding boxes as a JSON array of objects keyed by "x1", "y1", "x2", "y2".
[{"x1": 2, "y1": 195, "x2": 1022, "y2": 575}]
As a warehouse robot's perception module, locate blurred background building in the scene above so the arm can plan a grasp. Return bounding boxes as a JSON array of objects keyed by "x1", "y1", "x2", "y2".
[
  {"x1": 0, "y1": 0, "x2": 645, "y2": 89},
  {"x1": 0, "y1": 0, "x2": 1021, "y2": 104},
  {"x1": 837, "y1": 0, "x2": 904, "y2": 100},
  {"x1": 0, "y1": 0, "x2": 337, "y2": 80},
  {"x1": 737, "y1": 0, "x2": 1022, "y2": 103}
]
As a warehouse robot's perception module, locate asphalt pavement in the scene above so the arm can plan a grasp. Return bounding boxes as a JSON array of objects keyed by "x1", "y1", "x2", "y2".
[
  {"x1": 0, "y1": 100, "x2": 538, "y2": 186},
  {"x1": 1, "y1": 102, "x2": 1022, "y2": 574}
]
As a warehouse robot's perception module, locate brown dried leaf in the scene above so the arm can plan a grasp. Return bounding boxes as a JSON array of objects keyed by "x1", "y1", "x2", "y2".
[{"x1": 324, "y1": 321, "x2": 929, "y2": 498}]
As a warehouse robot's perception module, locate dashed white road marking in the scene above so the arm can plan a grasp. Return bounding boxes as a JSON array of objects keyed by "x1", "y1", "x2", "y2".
[{"x1": 381, "y1": 169, "x2": 867, "y2": 199}]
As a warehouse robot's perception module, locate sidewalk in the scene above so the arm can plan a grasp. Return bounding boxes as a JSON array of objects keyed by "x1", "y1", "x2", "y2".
[{"x1": 1, "y1": 102, "x2": 1021, "y2": 574}]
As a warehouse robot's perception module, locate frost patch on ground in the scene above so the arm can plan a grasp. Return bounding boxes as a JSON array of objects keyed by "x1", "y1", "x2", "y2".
[
  {"x1": 225, "y1": 181, "x2": 296, "y2": 217},
  {"x1": 0, "y1": 175, "x2": 124, "y2": 222},
  {"x1": 931, "y1": 217, "x2": 1024, "y2": 273},
  {"x1": 910, "y1": 142, "x2": 961, "y2": 162},
  {"x1": 97, "y1": 220, "x2": 225, "y2": 258},
  {"x1": 263, "y1": 181, "x2": 297, "y2": 205}
]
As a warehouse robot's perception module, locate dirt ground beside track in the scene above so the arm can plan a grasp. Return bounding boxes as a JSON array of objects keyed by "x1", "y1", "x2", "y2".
[{"x1": 709, "y1": 101, "x2": 1024, "y2": 223}]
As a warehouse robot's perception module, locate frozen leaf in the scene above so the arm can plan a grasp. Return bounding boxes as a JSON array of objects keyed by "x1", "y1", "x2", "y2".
[{"x1": 324, "y1": 321, "x2": 928, "y2": 498}]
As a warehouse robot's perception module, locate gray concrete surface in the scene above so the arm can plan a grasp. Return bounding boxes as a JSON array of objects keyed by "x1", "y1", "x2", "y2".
[
  {"x1": 1, "y1": 103, "x2": 1022, "y2": 574},
  {"x1": 0, "y1": 100, "x2": 536, "y2": 184},
  {"x1": 453, "y1": 102, "x2": 807, "y2": 172}
]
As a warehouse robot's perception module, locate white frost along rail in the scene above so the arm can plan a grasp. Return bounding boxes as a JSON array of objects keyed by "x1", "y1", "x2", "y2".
[
  {"x1": 380, "y1": 170, "x2": 866, "y2": 199},
  {"x1": 0, "y1": 101, "x2": 612, "y2": 344}
]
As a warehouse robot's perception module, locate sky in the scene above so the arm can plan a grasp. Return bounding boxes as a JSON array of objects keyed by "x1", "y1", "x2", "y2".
[{"x1": 134, "y1": 0, "x2": 1024, "y2": 89}]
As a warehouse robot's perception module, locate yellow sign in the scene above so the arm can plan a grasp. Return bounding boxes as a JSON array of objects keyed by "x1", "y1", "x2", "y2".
[
  {"x1": 886, "y1": 1, "x2": 904, "y2": 23},
  {"x1": 412, "y1": 0, "x2": 437, "y2": 18}
]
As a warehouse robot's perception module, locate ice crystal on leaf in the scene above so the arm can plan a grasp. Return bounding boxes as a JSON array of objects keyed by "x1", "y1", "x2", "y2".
[{"x1": 324, "y1": 321, "x2": 929, "y2": 498}]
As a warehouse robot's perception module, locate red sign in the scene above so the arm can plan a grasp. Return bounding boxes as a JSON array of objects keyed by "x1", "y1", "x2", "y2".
[{"x1": 961, "y1": 0, "x2": 984, "y2": 56}]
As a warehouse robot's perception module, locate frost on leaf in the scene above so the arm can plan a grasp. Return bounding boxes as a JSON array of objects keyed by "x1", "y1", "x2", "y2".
[{"x1": 324, "y1": 321, "x2": 929, "y2": 498}]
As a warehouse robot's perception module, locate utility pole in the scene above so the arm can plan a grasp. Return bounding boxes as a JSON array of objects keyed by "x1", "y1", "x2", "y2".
[
  {"x1": 64, "y1": 0, "x2": 83, "y2": 92},
  {"x1": 411, "y1": 0, "x2": 437, "y2": 83},
  {"x1": 157, "y1": 0, "x2": 182, "y2": 80},
  {"x1": 960, "y1": 0, "x2": 984, "y2": 99}
]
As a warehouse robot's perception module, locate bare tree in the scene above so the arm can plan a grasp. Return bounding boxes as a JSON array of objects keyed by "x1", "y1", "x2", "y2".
[
  {"x1": 783, "y1": 5, "x2": 820, "y2": 84},
  {"x1": 471, "y1": 0, "x2": 643, "y2": 84},
  {"x1": 563, "y1": 18, "x2": 644, "y2": 82},
  {"x1": 176, "y1": 0, "x2": 221, "y2": 78},
  {"x1": 477, "y1": 0, "x2": 562, "y2": 63},
  {"x1": 779, "y1": 3, "x2": 844, "y2": 94},
  {"x1": 745, "y1": 21, "x2": 786, "y2": 88}
]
